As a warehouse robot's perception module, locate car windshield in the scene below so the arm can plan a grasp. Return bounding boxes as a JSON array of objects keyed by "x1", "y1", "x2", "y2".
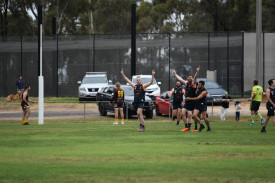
[
  {"x1": 82, "y1": 77, "x2": 107, "y2": 84},
  {"x1": 205, "y1": 81, "x2": 220, "y2": 89},
  {"x1": 121, "y1": 87, "x2": 134, "y2": 96},
  {"x1": 132, "y1": 77, "x2": 157, "y2": 84}
]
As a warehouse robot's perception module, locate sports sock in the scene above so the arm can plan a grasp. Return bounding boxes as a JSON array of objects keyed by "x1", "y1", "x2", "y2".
[
  {"x1": 262, "y1": 126, "x2": 266, "y2": 130},
  {"x1": 256, "y1": 113, "x2": 263, "y2": 119},
  {"x1": 251, "y1": 114, "x2": 255, "y2": 123},
  {"x1": 205, "y1": 120, "x2": 210, "y2": 127},
  {"x1": 185, "y1": 124, "x2": 188, "y2": 128},
  {"x1": 22, "y1": 120, "x2": 25, "y2": 124},
  {"x1": 121, "y1": 119, "x2": 125, "y2": 123},
  {"x1": 194, "y1": 125, "x2": 197, "y2": 130},
  {"x1": 188, "y1": 123, "x2": 191, "y2": 129},
  {"x1": 115, "y1": 119, "x2": 118, "y2": 123}
]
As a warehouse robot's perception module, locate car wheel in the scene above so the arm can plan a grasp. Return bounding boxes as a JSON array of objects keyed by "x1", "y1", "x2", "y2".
[
  {"x1": 145, "y1": 110, "x2": 153, "y2": 119},
  {"x1": 155, "y1": 105, "x2": 162, "y2": 116},
  {"x1": 99, "y1": 103, "x2": 107, "y2": 116}
]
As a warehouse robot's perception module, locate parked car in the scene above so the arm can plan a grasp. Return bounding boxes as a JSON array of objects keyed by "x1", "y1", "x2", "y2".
[
  {"x1": 77, "y1": 72, "x2": 112, "y2": 101},
  {"x1": 131, "y1": 75, "x2": 161, "y2": 100},
  {"x1": 96, "y1": 85, "x2": 154, "y2": 118},
  {"x1": 195, "y1": 78, "x2": 227, "y2": 103},
  {"x1": 155, "y1": 91, "x2": 172, "y2": 116},
  {"x1": 155, "y1": 91, "x2": 186, "y2": 116}
]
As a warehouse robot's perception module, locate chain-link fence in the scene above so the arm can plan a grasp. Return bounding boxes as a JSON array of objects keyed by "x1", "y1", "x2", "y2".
[{"x1": 0, "y1": 32, "x2": 245, "y2": 97}]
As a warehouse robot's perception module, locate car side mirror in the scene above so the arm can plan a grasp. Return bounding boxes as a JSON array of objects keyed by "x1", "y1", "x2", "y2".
[
  {"x1": 77, "y1": 81, "x2": 81, "y2": 84},
  {"x1": 157, "y1": 82, "x2": 161, "y2": 85}
]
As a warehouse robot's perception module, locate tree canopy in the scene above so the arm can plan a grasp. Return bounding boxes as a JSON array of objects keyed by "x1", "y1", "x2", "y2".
[{"x1": 0, "y1": 0, "x2": 275, "y2": 35}]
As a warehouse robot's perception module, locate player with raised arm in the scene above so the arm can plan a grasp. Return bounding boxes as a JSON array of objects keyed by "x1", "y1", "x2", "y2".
[
  {"x1": 167, "y1": 81, "x2": 185, "y2": 126},
  {"x1": 261, "y1": 79, "x2": 275, "y2": 133},
  {"x1": 121, "y1": 68, "x2": 155, "y2": 132},
  {"x1": 110, "y1": 82, "x2": 125, "y2": 125},
  {"x1": 186, "y1": 80, "x2": 211, "y2": 132},
  {"x1": 173, "y1": 67, "x2": 199, "y2": 132}
]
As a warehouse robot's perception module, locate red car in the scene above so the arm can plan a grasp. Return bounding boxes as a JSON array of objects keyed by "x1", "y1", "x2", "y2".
[
  {"x1": 155, "y1": 91, "x2": 186, "y2": 116},
  {"x1": 155, "y1": 91, "x2": 172, "y2": 116}
]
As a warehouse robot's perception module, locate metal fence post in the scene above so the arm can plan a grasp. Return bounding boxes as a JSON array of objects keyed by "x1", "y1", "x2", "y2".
[
  {"x1": 169, "y1": 102, "x2": 171, "y2": 122},
  {"x1": 20, "y1": 35, "x2": 22, "y2": 75},
  {"x1": 211, "y1": 99, "x2": 214, "y2": 118},
  {"x1": 84, "y1": 101, "x2": 86, "y2": 121},
  {"x1": 126, "y1": 102, "x2": 128, "y2": 122}
]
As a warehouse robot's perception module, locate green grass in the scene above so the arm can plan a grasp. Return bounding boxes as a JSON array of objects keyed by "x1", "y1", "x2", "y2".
[
  {"x1": 1, "y1": 117, "x2": 275, "y2": 183},
  {"x1": 0, "y1": 97, "x2": 79, "y2": 102}
]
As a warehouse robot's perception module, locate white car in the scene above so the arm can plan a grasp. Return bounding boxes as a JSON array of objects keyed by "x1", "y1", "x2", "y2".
[
  {"x1": 131, "y1": 75, "x2": 161, "y2": 100},
  {"x1": 78, "y1": 72, "x2": 112, "y2": 101}
]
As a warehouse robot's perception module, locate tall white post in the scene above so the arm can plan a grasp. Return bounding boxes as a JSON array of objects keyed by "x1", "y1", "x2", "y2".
[{"x1": 38, "y1": 10, "x2": 44, "y2": 125}]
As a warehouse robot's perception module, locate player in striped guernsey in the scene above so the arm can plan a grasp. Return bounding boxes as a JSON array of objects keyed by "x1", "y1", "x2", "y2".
[
  {"x1": 121, "y1": 68, "x2": 155, "y2": 132},
  {"x1": 261, "y1": 79, "x2": 275, "y2": 133}
]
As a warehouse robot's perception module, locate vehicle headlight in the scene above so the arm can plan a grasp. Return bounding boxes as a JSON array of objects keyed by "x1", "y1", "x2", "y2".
[{"x1": 79, "y1": 88, "x2": 86, "y2": 92}]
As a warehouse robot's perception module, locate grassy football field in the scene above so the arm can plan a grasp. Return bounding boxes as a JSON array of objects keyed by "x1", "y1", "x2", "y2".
[{"x1": 0, "y1": 116, "x2": 275, "y2": 183}]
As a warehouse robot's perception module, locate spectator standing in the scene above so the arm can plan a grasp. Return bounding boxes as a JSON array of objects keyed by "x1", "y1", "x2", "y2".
[
  {"x1": 235, "y1": 101, "x2": 242, "y2": 122},
  {"x1": 220, "y1": 92, "x2": 232, "y2": 120},
  {"x1": 16, "y1": 75, "x2": 24, "y2": 93}
]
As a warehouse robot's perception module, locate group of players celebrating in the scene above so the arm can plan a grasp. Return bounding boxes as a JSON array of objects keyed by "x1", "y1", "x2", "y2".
[
  {"x1": 169, "y1": 67, "x2": 210, "y2": 132},
  {"x1": 113, "y1": 67, "x2": 210, "y2": 132}
]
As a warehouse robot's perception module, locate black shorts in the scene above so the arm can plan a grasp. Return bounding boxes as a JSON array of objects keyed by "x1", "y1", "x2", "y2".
[
  {"x1": 114, "y1": 102, "x2": 123, "y2": 108},
  {"x1": 266, "y1": 104, "x2": 275, "y2": 117},
  {"x1": 173, "y1": 102, "x2": 182, "y2": 110},
  {"x1": 21, "y1": 104, "x2": 29, "y2": 111},
  {"x1": 195, "y1": 102, "x2": 207, "y2": 112},
  {"x1": 133, "y1": 102, "x2": 144, "y2": 111},
  {"x1": 250, "y1": 101, "x2": 260, "y2": 112},
  {"x1": 183, "y1": 101, "x2": 195, "y2": 111},
  {"x1": 114, "y1": 100, "x2": 124, "y2": 108}
]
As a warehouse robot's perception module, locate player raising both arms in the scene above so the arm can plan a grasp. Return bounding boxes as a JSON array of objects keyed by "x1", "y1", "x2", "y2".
[
  {"x1": 110, "y1": 82, "x2": 125, "y2": 125},
  {"x1": 173, "y1": 67, "x2": 200, "y2": 132},
  {"x1": 168, "y1": 81, "x2": 185, "y2": 126},
  {"x1": 261, "y1": 79, "x2": 275, "y2": 133},
  {"x1": 121, "y1": 68, "x2": 155, "y2": 132},
  {"x1": 186, "y1": 80, "x2": 211, "y2": 132}
]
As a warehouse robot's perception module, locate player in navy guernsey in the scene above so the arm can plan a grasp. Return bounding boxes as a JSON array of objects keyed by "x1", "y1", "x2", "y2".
[
  {"x1": 168, "y1": 81, "x2": 185, "y2": 126},
  {"x1": 261, "y1": 79, "x2": 275, "y2": 133},
  {"x1": 173, "y1": 67, "x2": 200, "y2": 131},
  {"x1": 121, "y1": 68, "x2": 155, "y2": 132},
  {"x1": 186, "y1": 80, "x2": 211, "y2": 132}
]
